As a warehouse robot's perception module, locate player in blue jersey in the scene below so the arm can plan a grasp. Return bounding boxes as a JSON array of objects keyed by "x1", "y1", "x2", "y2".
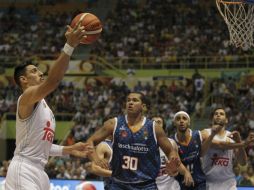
[
  {"x1": 152, "y1": 116, "x2": 193, "y2": 190},
  {"x1": 87, "y1": 92, "x2": 180, "y2": 190},
  {"x1": 173, "y1": 111, "x2": 213, "y2": 190}
]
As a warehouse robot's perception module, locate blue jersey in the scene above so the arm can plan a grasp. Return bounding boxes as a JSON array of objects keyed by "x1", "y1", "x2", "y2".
[
  {"x1": 101, "y1": 139, "x2": 113, "y2": 190},
  {"x1": 111, "y1": 115, "x2": 160, "y2": 184},
  {"x1": 173, "y1": 130, "x2": 206, "y2": 188}
]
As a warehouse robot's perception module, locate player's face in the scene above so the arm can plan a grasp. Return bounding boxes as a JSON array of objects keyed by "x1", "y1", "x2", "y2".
[
  {"x1": 126, "y1": 93, "x2": 144, "y2": 114},
  {"x1": 21, "y1": 65, "x2": 44, "y2": 87},
  {"x1": 213, "y1": 109, "x2": 228, "y2": 126},
  {"x1": 174, "y1": 114, "x2": 190, "y2": 133}
]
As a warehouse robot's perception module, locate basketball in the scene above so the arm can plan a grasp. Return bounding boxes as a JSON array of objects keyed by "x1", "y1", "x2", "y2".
[{"x1": 70, "y1": 13, "x2": 102, "y2": 44}]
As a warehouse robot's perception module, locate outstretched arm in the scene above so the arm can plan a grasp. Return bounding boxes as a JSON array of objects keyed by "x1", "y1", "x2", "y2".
[
  {"x1": 86, "y1": 118, "x2": 115, "y2": 167},
  {"x1": 49, "y1": 142, "x2": 93, "y2": 158},
  {"x1": 19, "y1": 23, "x2": 86, "y2": 118}
]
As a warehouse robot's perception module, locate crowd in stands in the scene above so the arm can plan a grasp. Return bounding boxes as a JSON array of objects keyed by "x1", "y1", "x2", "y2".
[
  {"x1": 91, "y1": 0, "x2": 254, "y2": 60},
  {"x1": 1, "y1": 0, "x2": 254, "y2": 186},
  {"x1": 0, "y1": 75, "x2": 254, "y2": 185},
  {"x1": 1, "y1": 0, "x2": 254, "y2": 65}
]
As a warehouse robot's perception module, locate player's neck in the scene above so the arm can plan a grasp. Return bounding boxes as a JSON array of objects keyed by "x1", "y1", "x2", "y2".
[
  {"x1": 127, "y1": 113, "x2": 143, "y2": 126},
  {"x1": 177, "y1": 128, "x2": 191, "y2": 145},
  {"x1": 217, "y1": 127, "x2": 226, "y2": 137}
]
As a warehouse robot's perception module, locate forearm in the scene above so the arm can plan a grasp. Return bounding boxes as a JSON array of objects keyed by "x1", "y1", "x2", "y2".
[
  {"x1": 178, "y1": 163, "x2": 189, "y2": 176},
  {"x1": 167, "y1": 149, "x2": 178, "y2": 160},
  {"x1": 92, "y1": 167, "x2": 112, "y2": 177},
  {"x1": 212, "y1": 141, "x2": 246, "y2": 150},
  {"x1": 235, "y1": 147, "x2": 247, "y2": 166},
  {"x1": 47, "y1": 51, "x2": 71, "y2": 87},
  {"x1": 201, "y1": 134, "x2": 215, "y2": 156}
]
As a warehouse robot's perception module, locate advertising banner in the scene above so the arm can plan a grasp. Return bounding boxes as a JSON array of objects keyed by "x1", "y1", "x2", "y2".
[{"x1": 0, "y1": 177, "x2": 104, "y2": 190}]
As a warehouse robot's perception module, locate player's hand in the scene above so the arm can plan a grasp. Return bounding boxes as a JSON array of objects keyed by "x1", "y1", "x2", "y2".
[
  {"x1": 165, "y1": 157, "x2": 180, "y2": 176},
  {"x1": 183, "y1": 170, "x2": 194, "y2": 187},
  {"x1": 211, "y1": 124, "x2": 223, "y2": 136},
  {"x1": 244, "y1": 132, "x2": 254, "y2": 147},
  {"x1": 69, "y1": 142, "x2": 93, "y2": 158},
  {"x1": 65, "y1": 21, "x2": 87, "y2": 47},
  {"x1": 228, "y1": 131, "x2": 242, "y2": 143},
  {"x1": 84, "y1": 162, "x2": 101, "y2": 174},
  {"x1": 94, "y1": 158, "x2": 109, "y2": 170}
]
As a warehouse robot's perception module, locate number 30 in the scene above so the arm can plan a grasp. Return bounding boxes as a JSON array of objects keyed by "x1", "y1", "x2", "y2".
[{"x1": 122, "y1": 156, "x2": 138, "y2": 171}]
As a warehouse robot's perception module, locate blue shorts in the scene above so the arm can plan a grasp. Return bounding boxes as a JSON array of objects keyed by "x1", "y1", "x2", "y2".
[
  {"x1": 110, "y1": 179, "x2": 158, "y2": 190},
  {"x1": 181, "y1": 181, "x2": 206, "y2": 190}
]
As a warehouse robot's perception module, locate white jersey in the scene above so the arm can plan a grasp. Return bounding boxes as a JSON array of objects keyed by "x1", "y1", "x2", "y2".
[
  {"x1": 156, "y1": 138, "x2": 180, "y2": 190},
  {"x1": 202, "y1": 129, "x2": 235, "y2": 183},
  {"x1": 14, "y1": 96, "x2": 56, "y2": 167}
]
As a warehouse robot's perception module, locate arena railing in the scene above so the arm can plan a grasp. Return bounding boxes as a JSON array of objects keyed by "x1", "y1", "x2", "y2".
[{"x1": 1, "y1": 54, "x2": 254, "y2": 69}]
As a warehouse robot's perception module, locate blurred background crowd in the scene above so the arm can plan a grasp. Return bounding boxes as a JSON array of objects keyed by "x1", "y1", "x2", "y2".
[{"x1": 0, "y1": 0, "x2": 254, "y2": 186}]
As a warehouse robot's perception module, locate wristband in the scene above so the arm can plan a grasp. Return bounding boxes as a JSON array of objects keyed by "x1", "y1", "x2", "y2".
[{"x1": 63, "y1": 43, "x2": 74, "y2": 56}]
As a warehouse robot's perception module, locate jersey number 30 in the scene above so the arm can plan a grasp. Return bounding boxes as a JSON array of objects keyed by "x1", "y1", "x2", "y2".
[{"x1": 122, "y1": 156, "x2": 138, "y2": 171}]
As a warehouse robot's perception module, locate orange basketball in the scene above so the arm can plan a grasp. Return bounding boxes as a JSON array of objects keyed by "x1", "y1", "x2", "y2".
[{"x1": 70, "y1": 13, "x2": 102, "y2": 44}]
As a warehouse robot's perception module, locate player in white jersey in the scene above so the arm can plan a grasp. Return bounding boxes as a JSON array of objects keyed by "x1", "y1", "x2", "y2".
[
  {"x1": 5, "y1": 22, "x2": 92, "y2": 190},
  {"x1": 202, "y1": 108, "x2": 249, "y2": 190}
]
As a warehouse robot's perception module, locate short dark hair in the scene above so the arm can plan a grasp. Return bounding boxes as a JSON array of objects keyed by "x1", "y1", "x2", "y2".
[
  {"x1": 128, "y1": 92, "x2": 146, "y2": 104},
  {"x1": 14, "y1": 62, "x2": 37, "y2": 87},
  {"x1": 211, "y1": 107, "x2": 227, "y2": 118}
]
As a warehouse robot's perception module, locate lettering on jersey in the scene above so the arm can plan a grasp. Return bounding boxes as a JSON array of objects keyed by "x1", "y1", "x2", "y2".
[
  {"x1": 42, "y1": 121, "x2": 55, "y2": 143},
  {"x1": 182, "y1": 151, "x2": 199, "y2": 162},
  {"x1": 211, "y1": 154, "x2": 229, "y2": 166},
  {"x1": 118, "y1": 143, "x2": 149, "y2": 153}
]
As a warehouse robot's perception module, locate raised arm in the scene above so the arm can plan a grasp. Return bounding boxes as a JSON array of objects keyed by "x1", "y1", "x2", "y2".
[
  {"x1": 19, "y1": 23, "x2": 86, "y2": 117},
  {"x1": 230, "y1": 131, "x2": 247, "y2": 166}
]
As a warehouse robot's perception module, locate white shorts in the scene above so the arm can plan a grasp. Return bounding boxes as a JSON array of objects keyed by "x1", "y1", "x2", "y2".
[
  {"x1": 5, "y1": 157, "x2": 49, "y2": 190},
  {"x1": 156, "y1": 176, "x2": 180, "y2": 190},
  {"x1": 206, "y1": 178, "x2": 236, "y2": 190}
]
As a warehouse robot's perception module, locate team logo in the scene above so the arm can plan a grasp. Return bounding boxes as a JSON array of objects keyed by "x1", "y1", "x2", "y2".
[
  {"x1": 211, "y1": 153, "x2": 229, "y2": 166},
  {"x1": 143, "y1": 129, "x2": 148, "y2": 140},
  {"x1": 120, "y1": 130, "x2": 128, "y2": 138}
]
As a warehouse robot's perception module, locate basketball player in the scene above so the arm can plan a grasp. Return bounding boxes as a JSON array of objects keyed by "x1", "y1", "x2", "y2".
[
  {"x1": 5, "y1": 23, "x2": 92, "y2": 190},
  {"x1": 172, "y1": 111, "x2": 208, "y2": 190},
  {"x1": 202, "y1": 108, "x2": 249, "y2": 190},
  {"x1": 87, "y1": 92, "x2": 180, "y2": 189},
  {"x1": 152, "y1": 116, "x2": 193, "y2": 190}
]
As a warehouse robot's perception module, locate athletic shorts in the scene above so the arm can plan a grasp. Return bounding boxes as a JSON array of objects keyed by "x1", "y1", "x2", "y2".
[
  {"x1": 206, "y1": 178, "x2": 236, "y2": 190},
  {"x1": 110, "y1": 179, "x2": 158, "y2": 190},
  {"x1": 5, "y1": 157, "x2": 49, "y2": 190}
]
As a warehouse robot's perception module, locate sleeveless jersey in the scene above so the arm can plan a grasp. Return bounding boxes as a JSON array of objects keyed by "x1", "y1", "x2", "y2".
[
  {"x1": 156, "y1": 138, "x2": 180, "y2": 190},
  {"x1": 14, "y1": 96, "x2": 56, "y2": 168},
  {"x1": 202, "y1": 129, "x2": 235, "y2": 182},
  {"x1": 111, "y1": 115, "x2": 160, "y2": 183},
  {"x1": 173, "y1": 130, "x2": 206, "y2": 185}
]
